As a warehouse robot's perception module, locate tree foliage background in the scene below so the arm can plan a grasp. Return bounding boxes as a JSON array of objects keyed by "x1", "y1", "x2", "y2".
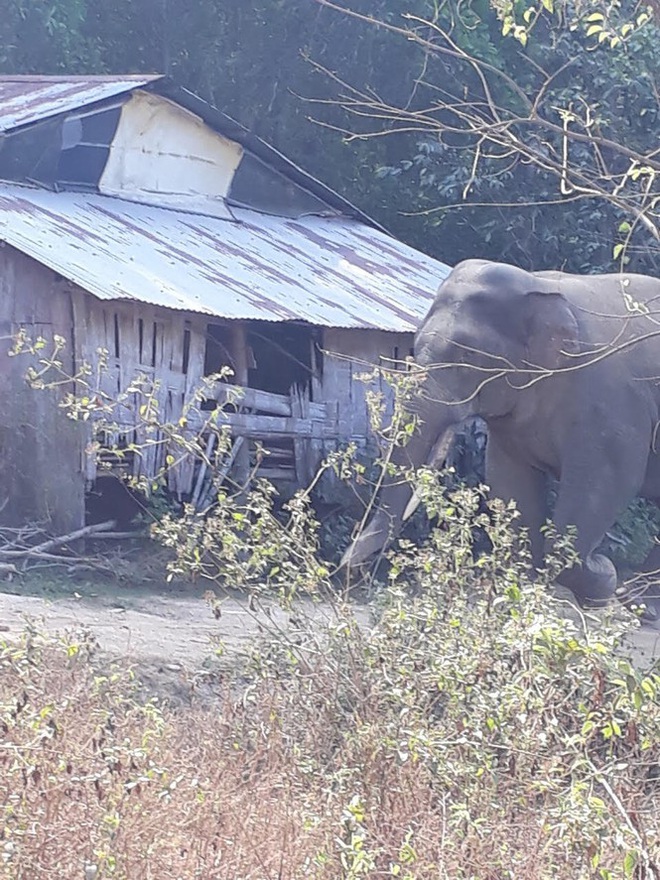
[{"x1": 0, "y1": 0, "x2": 658, "y2": 273}]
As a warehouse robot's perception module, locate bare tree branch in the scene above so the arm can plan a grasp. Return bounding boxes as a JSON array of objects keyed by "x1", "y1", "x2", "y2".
[{"x1": 311, "y1": 0, "x2": 660, "y2": 254}]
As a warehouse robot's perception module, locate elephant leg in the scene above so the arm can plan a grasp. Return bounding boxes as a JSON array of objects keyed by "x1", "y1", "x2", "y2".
[
  {"x1": 552, "y1": 448, "x2": 648, "y2": 605},
  {"x1": 486, "y1": 429, "x2": 548, "y2": 566}
]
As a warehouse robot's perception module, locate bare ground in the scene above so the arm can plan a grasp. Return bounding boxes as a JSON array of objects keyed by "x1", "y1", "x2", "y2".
[
  {"x1": 0, "y1": 569, "x2": 374, "y2": 700},
  {"x1": 0, "y1": 571, "x2": 658, "y2": 702}
]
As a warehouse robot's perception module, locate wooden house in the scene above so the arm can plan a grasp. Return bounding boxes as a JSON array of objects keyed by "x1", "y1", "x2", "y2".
[{"x1": 0, "y1": 75, "x2": 450, "y2": 533}]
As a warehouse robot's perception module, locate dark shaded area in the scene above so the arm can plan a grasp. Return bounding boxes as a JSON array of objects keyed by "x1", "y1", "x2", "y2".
[
  {"x1": 86, "y1": 475, "x2": 142, "y2": 530},
  {"x1": 0, "y1": 118, "x2": 62, "y2": 187},
  {"x1": 228, "y1": 154, "x2": 331, "y2": 218},
  {"x1": 204, "y1": 323, "x2": 235, "y2": 378},
  {"x1": 0, "y1": 103, "x2": 121, "y2": 189},
  {"x1": 247, "y1": 322, "x2": 316, "y2": 396}
]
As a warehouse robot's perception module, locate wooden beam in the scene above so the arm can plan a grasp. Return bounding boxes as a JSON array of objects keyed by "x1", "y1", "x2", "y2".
[
  {"x1": 211, "y1": 383, "x2": 291, "y2": 416},
  {"x1": 209, "y1": 412, "x2": 338, "y2": 439},
  {"x1": 208, "y1": 381, "x2": 332, "y2": 420},
  {"x1": 228, "y1": 322, "x2": 250, "y2": 491}
]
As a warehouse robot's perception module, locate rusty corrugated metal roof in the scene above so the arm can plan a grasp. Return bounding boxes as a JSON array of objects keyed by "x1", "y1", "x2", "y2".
[
  {"x1": 0, "y1": 75, "x2": 162, "y2": 132},
  {"x1": 0, "y1": 184, "x2": 448, "y2": 331}
]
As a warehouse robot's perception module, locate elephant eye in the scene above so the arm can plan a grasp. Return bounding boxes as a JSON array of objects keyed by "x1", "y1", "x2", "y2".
[{"x1": 448, "y1": 334, "x2": 474, "y2": 361}]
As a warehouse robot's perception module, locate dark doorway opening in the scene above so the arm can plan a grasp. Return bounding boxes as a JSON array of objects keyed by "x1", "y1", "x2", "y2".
[
  {"x1": 204, "y1": 323, "x2": 235, "y2": 377},
  {"x1": 247, "y1": 321, "x2": 318, "y2": 396},
  {"x1": 203, "y1": 321, "x2": 321, "y2": 397}
]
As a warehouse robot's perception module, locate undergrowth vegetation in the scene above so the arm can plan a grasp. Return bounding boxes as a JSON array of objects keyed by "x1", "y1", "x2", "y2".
[
  {"x1": 2, "y1": 340, "x2": 659, "y2": 877},
  {"x1": 1, "y1": 476, "x2": 659, "y2": 880}
]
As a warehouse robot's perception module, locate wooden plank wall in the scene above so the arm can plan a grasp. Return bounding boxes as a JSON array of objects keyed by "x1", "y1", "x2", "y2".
[
  {"x1": 320, "y1": 327, "x2": 415, "y2": 444},
  {"x1": 70, "y1": 289, "x2": 208, "y2": 495},
  {"x1": 0, "y1": 246, "x2": 85, "y2": 532}
]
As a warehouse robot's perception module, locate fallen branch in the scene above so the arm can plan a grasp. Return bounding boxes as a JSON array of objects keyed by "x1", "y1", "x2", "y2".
[
  {"x1": 17, "y1": 552, "x2": 96, "y2": 564},
  {"x1": 0, "y1": 520, "x2": 116, "y2": 558},
  {"x1": 85, "y1": 531, "x2": 147, "y2": 540}
]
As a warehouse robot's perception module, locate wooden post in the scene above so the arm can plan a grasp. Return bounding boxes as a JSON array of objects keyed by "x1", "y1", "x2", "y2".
[
  {"x1": 228, "y1": 322, "x2": 251, "y2": 494},
  {"x1": 291, "y1": 383, "x2": 312, "y2": 485},
  {"x1": 309, "y1": 335, "x2": 325, "y2": 478}
]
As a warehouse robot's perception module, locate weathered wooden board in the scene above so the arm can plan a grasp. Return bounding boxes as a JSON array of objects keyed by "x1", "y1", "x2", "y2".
[
  {"x1": 210, "y1": 381, "x2": 330, "y2": 420},
  {"x1": 320, "y1": 327, "x2": 414, "y2": 443},
  {"x1": 190, "y1": 411, "x2": 338, "y2": 440},
  {"x1": 0, "y1": 247, "x2": 85, "y2": 531}
]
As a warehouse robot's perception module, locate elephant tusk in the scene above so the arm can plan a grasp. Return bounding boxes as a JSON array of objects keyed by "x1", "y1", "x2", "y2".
[
  {"x1": 402, "y1": 492, "x2": 422, "y2": 523},
  {"x1": 402, "y1": 425, "x2": 457, "y2": 521},
  {"x1": 652, "y1": 420, "x2": 660, "y2": 454}
]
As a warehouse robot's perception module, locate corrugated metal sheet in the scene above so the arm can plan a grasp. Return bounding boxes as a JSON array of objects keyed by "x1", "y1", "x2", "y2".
[
  {"x1": 0, "y1": 184, "x2": 449, "y2": 331},
  {"x1": 0, "y1": 75, "x2": 162, "y2": 132}
]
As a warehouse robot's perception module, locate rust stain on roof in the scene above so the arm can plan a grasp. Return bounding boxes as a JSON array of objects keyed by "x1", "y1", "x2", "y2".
[
  {"x1": 0, "y1": 184, "x2": 449, "y2": 332},
  {"x1": 0, "y1": 75, "x2": 161, "y2": 132}
]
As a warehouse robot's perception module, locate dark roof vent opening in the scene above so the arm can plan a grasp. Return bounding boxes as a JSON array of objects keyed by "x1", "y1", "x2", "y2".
[
  {"x1": 0, "y1": 103, "x2": 122, "y2": 190},
  {"x1": 229, "y1": 153, "x2": 336, "y2": 218}
]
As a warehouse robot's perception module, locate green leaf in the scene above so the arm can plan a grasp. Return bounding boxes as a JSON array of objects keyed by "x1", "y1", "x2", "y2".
[
  {"x1": 586, "y1": 23, "x2": 603, "y2": 36},
  {"x1": 624, "y1": 851, "x2": 638, "y2": 877},
  {"x1": 641, "y1": 677, "x2": 656, "y2": 696},
  {"x1": 613, "y1": 243, "x2": 625, "y2": 260}
]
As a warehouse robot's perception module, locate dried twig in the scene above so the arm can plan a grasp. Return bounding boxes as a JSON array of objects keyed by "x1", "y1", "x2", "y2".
[{"x1": 0, "y1": 520, "x2": 116, "y2": 559}]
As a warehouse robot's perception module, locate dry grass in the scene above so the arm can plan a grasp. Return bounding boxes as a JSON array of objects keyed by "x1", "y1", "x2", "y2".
[
  {"x1": 1, "y1": 615, "x2": 658, "y2": 880},
  {"x1": 1, "y1": 486, "x2": 659, "y2": 880},
  {"x1": 0, "y1": 633, "x2": 330, "y2": 879}
]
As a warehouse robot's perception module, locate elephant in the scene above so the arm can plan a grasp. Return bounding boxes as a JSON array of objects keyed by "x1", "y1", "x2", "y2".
[{"x1": 342, "y1": 259, "x2": 660, "y2": 620}]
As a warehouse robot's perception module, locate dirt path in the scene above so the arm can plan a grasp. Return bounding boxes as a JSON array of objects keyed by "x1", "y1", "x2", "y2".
[
  {"x1": 0, "y1": 576, "x2": 373, "y2": 702},
  {"x1": 0, "y1": 576, "x2": 658, "y2": 688},
  {"x1": 0, "y1": 579, "x2": 366, "y2": 664}
]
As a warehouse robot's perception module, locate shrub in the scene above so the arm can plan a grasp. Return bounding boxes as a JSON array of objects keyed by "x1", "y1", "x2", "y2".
[
  {"x1": 240, "y1": 480, "x2": 660, "y2": 879},
  {"x1": 2, "y1": 475, "x2": 659, "y2": 879},
  {"x1": 601, "y1": 498, "x2": 660, "y2": 569},
  {"x1": 5, "y1": 338, "x2": 660, "y2": 877}
]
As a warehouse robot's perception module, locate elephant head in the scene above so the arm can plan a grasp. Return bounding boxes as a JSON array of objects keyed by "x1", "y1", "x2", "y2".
[{"x1": 341, "y1": 259, "x2": 580, "y2": 570}]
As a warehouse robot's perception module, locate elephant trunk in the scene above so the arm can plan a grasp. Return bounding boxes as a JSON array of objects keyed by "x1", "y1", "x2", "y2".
[{"x1": 340, "y1": 403, "x2": 468, "y2": 569}]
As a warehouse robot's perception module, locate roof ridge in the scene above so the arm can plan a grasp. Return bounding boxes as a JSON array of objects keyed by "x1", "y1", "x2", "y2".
[{"x1": 0, "y1": 74, "x2": 162, "y2": 83}]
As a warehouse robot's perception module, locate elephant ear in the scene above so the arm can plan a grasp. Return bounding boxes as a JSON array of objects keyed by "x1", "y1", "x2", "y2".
[{"x1": 523, "y1": 291, "x2": 580, "y2": 370}]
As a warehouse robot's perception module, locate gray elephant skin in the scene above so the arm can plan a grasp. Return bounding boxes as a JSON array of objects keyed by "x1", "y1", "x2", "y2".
[{"x1": 343, "y1": 259, "x2": 660, "y2": 612}]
